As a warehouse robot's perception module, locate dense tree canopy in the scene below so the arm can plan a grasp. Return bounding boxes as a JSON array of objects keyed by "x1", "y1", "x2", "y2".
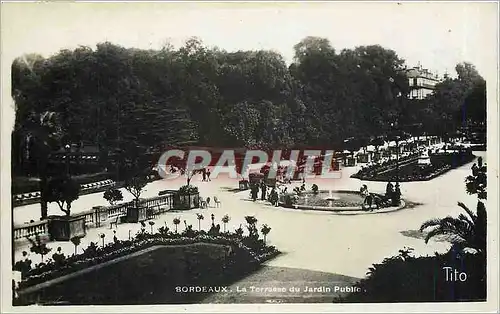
[{"x1": 11, "y1": 37, "x2": 486, "y2": 175}]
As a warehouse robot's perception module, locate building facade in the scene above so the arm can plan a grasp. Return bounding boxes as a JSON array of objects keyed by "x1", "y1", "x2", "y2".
[{"x1": 405, "y1": 65, "x2": 442, "y2": 100}]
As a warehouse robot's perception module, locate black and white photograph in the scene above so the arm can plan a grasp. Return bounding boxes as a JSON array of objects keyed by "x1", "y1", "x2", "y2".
[{"x1": 1, "y1": 1, "x2": 498, "y2": 312}]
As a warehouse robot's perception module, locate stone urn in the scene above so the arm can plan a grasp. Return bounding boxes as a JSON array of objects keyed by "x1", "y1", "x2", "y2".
[
  {"x1": 173, "y1": 192, "x2": 200, "y2": 210},
  {"x1": 47, "y1": 215, "x2": 86, "y2": 241},
  {"x1": 126, "y1": 203, "x2": 148, "y2": 223}
]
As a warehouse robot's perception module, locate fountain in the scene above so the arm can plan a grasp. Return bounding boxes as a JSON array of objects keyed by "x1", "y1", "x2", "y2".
[{"x1": 325, "y1": 190, "x2": 339, "y2": 207}]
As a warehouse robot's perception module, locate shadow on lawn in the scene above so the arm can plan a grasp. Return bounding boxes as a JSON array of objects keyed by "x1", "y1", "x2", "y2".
[{"x1": 15, "y1": 244, "x2": 280, "y2": 305}]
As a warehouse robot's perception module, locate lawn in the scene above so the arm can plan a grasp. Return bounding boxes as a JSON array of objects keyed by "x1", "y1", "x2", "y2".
[{"x1": 16, "y1": 243, "x2": 263, "y2": 305}]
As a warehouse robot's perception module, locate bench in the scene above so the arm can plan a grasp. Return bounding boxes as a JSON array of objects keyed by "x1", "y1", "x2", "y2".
[{"x1": 109, "y1": 211, "x2": 126, "y2": 229}]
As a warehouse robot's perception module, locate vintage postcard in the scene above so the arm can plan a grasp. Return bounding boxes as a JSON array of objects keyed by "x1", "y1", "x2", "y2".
[{"x1": 1, "y1": 1, "x2": 498, "y2": 312}]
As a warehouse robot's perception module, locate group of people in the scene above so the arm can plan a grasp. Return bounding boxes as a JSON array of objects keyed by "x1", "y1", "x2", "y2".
[
  {"x1": 249, "y1": 181, "x2": 280, "y2": 206},
  {"x1": 201, "y1": 168, "x2": 212, "y2": 182},
  {"x1": 359, "y1": 180, "x2": 402, "y2": 211},
  {"x1": 385, "y1": 181, "x2": 401, "y2": 206}
]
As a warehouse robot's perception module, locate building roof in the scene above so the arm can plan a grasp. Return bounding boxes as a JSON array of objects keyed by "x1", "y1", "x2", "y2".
[{"x1": 405, "y1": 67, "x2": 441, "y2": 81}]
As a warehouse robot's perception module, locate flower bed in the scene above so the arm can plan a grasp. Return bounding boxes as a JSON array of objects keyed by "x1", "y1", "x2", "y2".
[
  {"x1": 351, "y1": 153, "x2": 420, "y2": 180},
  {"x1": 15, "y1": 241, "x2": 277, "y2": 305},
  {"x1": 16, "y1": 228, "x2": 279, "y2": 291},
  {"x1": 352, "y1": 151, "x2": 474, "y2": 182}
]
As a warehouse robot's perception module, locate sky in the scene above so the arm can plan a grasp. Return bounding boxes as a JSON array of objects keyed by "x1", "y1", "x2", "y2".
[{"x1": 1, "y1": 1, "x2": 498, "y2": 79}]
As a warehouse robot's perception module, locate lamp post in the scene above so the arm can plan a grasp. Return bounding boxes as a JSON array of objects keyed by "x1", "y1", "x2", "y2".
[
  {"x1": 64, "y1": 144, "x2": 71, "y2": 177},
  {"x1": 389, "y1": 75, "x2": 405, "y2": 186}
]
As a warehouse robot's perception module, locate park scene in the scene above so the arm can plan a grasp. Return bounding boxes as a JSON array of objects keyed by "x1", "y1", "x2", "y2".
[{"x1": 7, "y1": 3, "x2": 489, "y2": 306}]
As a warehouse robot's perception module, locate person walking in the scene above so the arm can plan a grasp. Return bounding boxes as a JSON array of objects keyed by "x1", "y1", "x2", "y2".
[
  {"x1": 202, "y1": 168, "x2": 207, "y2": 182},
  {"x1": 261, "y1": 181, "x2": 267, "y2": 201},
  {"x1": 385, "y1": 181, "x2": 394, "y2": 201},
  {"x1": 270, "y1": 188, "x2": 279, "y2": 206},
  {"x1": 393, "y1": 183, "x2": 402, "y2": 206},
  {"x1": 207, "y1": 169, "x2": 211, "y2": 181}
]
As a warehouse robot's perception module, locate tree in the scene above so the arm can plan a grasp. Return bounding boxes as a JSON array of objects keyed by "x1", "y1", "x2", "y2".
[
  {"x1": 466, "y1": 157, "x2": 487, "y2": 199},
  {"x1": 420, "y1": 159, "x2": 487, "y2": 255},
  {"x1": 424, "y1": 62, "x2": 486, "y2": 136},
  {"x1": 196, "y1": 213, "x2": 204, "y2": 231},
  {"x1": 14, "y1": 111, "x2": 64, "y2": 219},
  {"x1": 11, "y1": 39, "x2": 485, "y2": 171},
  {"x1": 261, "y1": 224, "x2": 271, "y2": 244},
  {"x1": 173, "y1": 217, "x2": 181, "y2": 233},
  {"x1": 244, "y1": 215, "x2": 259, "y2": 239},
  {"x1": 103, "y1": 188, "x2": 123, "y2": 206},
  {"x1": 222, "y1": 101, "x2": 261, "y2": 146},
  {"x1": 45, "y1": 176, "x2": 80, "y2": 216},
  {"x1": 124, "y1": 175, "x2": 148, "y2": 204},
  {"x1": 26, "y1": 234, "x2": 51, "y2": 263},
  {"x1": 222, "y1": 214, "x2": 230, "y2": 233},
  {"x1": 172, "y1": 165, "x2": 198, "y2": 187},
  {"x1": 70, "y1": 236, "x2": 82, "y2": 255},
  {"x1": 291, "y1": 39, "x2": 409, "y2": 144},
  {"x1": 99, "y1": 233, "x2": 106, "y2": 247},
  {"x1": 461, "y1": 79, "x2": 486, "y2": 126}
]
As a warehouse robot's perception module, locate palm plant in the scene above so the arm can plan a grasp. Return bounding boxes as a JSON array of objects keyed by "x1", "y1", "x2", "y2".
[
  {"x1": 148, "y1": 221, "x2": 155, "y2": 233},
  {"x1": 245, "y1": 215, "x2": 258, "y2": 238},
  {"x1": 173, "y1": 217, "x2": 181, "y2": 233},
  {"x1": 222, "y1": 214, "x2": 230, "y2": 233},
  {"x1": 99, "y1": 233, "x2": 106, "y2": 247},
  {"x1": 235, "y1": 224, "x2": 244, "y2": 237},
  {"x1": 420, "y1": 201, "x2": 486, "y2": 255},
  {"x1": 26, "y1": 234, "x2": 51, "y2": 263},
  {"x1": 420, "y1": 161, "x2": 487, "y2": 255},
  {"x1": 70, "y1": 236, "x2": 82, "y2": 255},
  {"x1": 261, "y1": 224, "x2": 272, "y2": 243},
  {"x1": 197, "y1": 213, "x2": 204, "y2": 231}
]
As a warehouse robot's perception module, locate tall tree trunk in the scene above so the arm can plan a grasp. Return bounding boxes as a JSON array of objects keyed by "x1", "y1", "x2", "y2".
[{"x1": 39, "y1": 156, "x2": 48, "y2": 220}]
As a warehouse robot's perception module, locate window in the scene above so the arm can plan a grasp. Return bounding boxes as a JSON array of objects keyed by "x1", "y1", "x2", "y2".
[{"x1": 413, "y1": 78, "x2": 418, "y2": 86}]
